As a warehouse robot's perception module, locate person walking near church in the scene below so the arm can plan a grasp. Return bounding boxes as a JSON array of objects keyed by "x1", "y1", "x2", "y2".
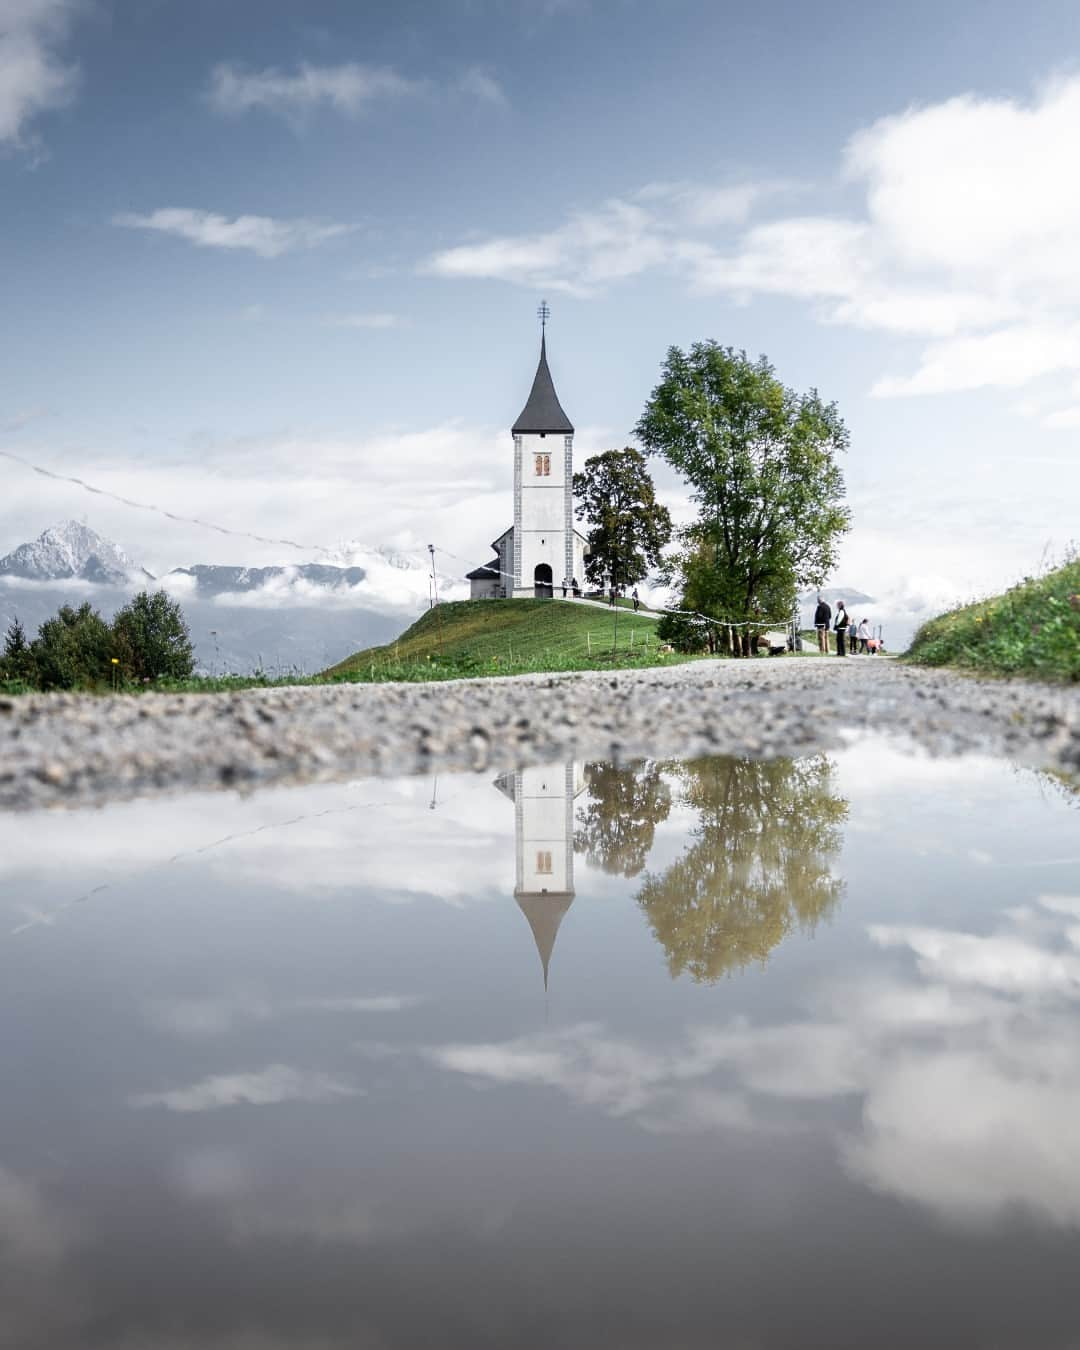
[
  {"x1": 814, "y1": 595, "x2": 832, "y2": 653},
  {"x1": 856, "y1": 617, "x2": 871, "y2": 653},
  {"x1": 834, "y1": 601, "x2": 849, "y2": 656},
  {"x1": 632, "y1": 587, "x2": 640, "y2": 612}
]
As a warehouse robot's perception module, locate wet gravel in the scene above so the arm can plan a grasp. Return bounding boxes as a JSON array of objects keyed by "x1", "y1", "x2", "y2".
[{"x1": 1, "y1": 658, "x2": 1078, "y2": 810}]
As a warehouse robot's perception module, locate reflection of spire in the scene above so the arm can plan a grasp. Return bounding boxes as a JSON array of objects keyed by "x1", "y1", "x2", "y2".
[
  {"x1": 514, "y1": 891, "x2": 574, "y2": 990},
  {"x1": 497, "y1": 762, "x2": 585, "y2": 991}
]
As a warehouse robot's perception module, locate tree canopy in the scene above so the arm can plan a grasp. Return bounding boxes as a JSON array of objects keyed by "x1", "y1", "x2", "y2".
[
  {"x1": 574, "y1": 760, "x2": 672, "y2": 878},
  {"x1": 636, "y1": 343, "x2": 851, "y2": 638},
  {"x1": 0, "y1": 591, "x2": 194, "y2": 691},
  {"x1": 636, "y1": 754, "x2": 848, "y2": 982},
  {"x1": 112, "y1": 590, "x2": 194, "y2": 682},
  {"x1": 573, "y1": 446, "x2": 673, "y2": 589}
]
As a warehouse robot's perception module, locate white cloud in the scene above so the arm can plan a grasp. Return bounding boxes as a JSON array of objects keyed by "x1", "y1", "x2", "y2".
[
  {"x1": 325, "y1": 311, "x2": 406, "y2": 330},
  {"x1": 426, "y1": 74, "x2": 1080, "y2": 407},
  {"x1": 130, "y1": 1063, "x2": 361, "y2": 1113},
  {"x1": 207, "y1": 60, "x2": 507, "y2": 121},
  {"x1": 426, "y1": 195, "x2": 728, "y2": 296},
  {"x1": 207, "y1": 61, "x2": 424, "y2": 119},
  {"x1": 113, "y1": 208, "x2": 353, "y2": 259},
  {"x1": 0, "y1": 0, "x2": 78, "y2": 148},
  {"x1": 456, "y1": 66, "x2": 506, "y2": 106},
  {"x1": 0, "y1": 421, "x2": 515, "y2": 580}
]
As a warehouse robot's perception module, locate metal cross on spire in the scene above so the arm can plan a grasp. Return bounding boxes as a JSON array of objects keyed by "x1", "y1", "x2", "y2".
[{"x1": 537, "y1": 299, "x2": 550, "y2": 335}]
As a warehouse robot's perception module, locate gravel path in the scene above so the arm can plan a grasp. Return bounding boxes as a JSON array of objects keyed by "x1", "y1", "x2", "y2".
[{"x1": 2, "y1": 658, "x2": 1078, "y2": 810}]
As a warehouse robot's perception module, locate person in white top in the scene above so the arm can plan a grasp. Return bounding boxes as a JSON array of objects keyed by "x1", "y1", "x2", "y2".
[{"x1": 856, "y1": 618, "x2": 871, "y2": 654}]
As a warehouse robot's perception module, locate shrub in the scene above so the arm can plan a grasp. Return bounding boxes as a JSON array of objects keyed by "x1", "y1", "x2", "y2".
[
  {"x1": 30, "y1": 602, "x2": 114, "y2": 690},
  {"x1": 112, "y1": 590, "x2": 194, "y2": 681},
  {"x1": 656, "y1": 609, "x2": 711, "y2": 653}
]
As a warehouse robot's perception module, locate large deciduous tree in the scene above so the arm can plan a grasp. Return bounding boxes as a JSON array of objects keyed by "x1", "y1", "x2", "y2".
[
  {"x1": 636, "y1": 344, "x2": 850, "y2": 651},
  {"x1": 636, "y1": 755, "x2": 847, "y2": 983},
  {"x1": 573, "y1": 446, "x2": 673, "y2": 590}
]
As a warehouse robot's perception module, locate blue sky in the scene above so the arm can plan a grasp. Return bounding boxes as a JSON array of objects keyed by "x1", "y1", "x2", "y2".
[{"x1": 2, "y1": 0, "x2": 1079, "y2": 627}]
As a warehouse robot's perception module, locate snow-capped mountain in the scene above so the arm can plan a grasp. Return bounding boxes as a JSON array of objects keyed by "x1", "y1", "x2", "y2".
[
  {"x1": 0, "y1": 523, "x2": 466, "y2": 673},
  {"x1": 166, "y1": 562, "x2": 370, "y2": 598},
  {"x1": 0, "y1": 521, "x2": 151, "y2": 585}
]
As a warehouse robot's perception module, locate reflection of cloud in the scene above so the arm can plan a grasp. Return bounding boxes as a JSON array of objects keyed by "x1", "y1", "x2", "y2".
[
  {"x1": 130, "y1": 1064, "x2": 361, "y2": 1113},
  {"x1": 0, "y1": 776, "x2": 511, "y2": 944},
  {"x1": 424, "y1": 1020, "x2": 857, "y2": 1128},
  {"x1": 426, "y1": 893, "x2": 1080, "y2": 1229},
  {"x1": 0, "y1": 1166, "x2": 78, "y2": 1265},
  {"x1": 294, "y1": 994, "x2": 424, "y2": 1013},
  {"x1": 0, "y1": 1164, "x2": 86, "y2": 1348},
  {"x1": 869, "y1": 923, "x2": 1080, "y2": 997},
  {"x1": 149, "y1": 991, "x2": 424, "y2": 1038}
]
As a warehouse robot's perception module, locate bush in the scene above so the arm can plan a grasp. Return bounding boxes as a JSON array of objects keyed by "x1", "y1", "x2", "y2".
[
  {"x1": 112, "y1": 590, "x2": 194, "y2": 681},
  {"x1": 1, "y1": 590, "x2": 195, "y2": 692},
  {"x1": 656, "y1": 609, "x2": 711, "y2": 653},
  {"x1": 30, "y1": 602, "x2": 114, "y2": 690}
]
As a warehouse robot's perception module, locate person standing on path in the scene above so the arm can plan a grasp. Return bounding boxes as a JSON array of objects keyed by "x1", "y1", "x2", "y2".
[
  {"x1": 561, "y1": 578, "x2": 568, "y2": 599},
  {"x1": 814, "y1": 596, "x2": 832, "y2": 653},
  {"x1": 834, "y1": 601, "x2": 849, "y2": 656},
  {"x1": 609, "y1": 586, "x2": 616, "y2": 607},
  {"x1": 857, "y1": 617, "x2": 871, "y2": 654},
  {"x1": 632, "y1": 587, "x2": 640, "y2": 612}
]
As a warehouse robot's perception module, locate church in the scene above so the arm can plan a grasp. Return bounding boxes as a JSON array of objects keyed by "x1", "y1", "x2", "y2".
[
  {"x1": 466, "y1": 323, "x2": 590, "y2": 599},
  {"x1": 493, "y1": 761, "x2": 586, "y2": 990}
]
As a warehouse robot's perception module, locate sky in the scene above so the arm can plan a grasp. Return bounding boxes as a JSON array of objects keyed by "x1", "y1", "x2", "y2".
[{"x1": 2, "y1": 0, "x2": 1079, "y2": 628}]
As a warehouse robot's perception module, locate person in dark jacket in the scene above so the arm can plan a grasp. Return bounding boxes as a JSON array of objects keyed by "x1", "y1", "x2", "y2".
[
  {"x1": 814, "y1": 596, "x2": 832, "y2": 653},
  {"x1": 833, "y1": 601, "x2": 849, "y2": 656}
]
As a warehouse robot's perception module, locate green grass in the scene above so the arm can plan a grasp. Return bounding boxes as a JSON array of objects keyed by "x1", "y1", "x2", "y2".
[
  {"x1": 324, "y1": 597, "x2": 683, "y2": 682},
  {"x1": 906, "y1": 558, "x2": 1080, "y2": 682}
]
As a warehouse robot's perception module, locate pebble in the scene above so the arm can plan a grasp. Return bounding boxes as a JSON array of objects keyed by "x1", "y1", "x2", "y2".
[{"x1": 0, "y1": 659, "x2": 1077, "y2": 812}]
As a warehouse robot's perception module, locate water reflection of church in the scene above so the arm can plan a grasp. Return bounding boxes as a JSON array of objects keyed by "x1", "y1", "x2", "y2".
[
  {"x1": 493, "y1": 755, "x2": 847, "y2": 990},
  {"x1": 495, "y1": 763, "x2": 586, "y2": 988}
]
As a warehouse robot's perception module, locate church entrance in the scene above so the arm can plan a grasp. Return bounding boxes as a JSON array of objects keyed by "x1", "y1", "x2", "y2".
[{"x1": 533, "y1": 563, "x2": 553, "y2": 599}]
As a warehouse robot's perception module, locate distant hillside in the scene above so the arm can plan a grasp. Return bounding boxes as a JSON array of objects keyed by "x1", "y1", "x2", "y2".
[
  {"x1": 326, "y1": 598, "x2": 662, "y2": 678},
  {"x1": 907, "y1": 559, "x2": 1079, "y2": 681}
]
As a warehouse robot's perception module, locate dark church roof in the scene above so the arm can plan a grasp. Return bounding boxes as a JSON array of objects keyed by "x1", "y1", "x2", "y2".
[
  {"x1": 512, "y1": 336, "x2": 574, "y2": 435},
  {"x1": 515, "y1": 890, "x2": 575, "y2": 990},
  {"x1": 466, "y1": 560, "x2": 501, "y2": 580}
]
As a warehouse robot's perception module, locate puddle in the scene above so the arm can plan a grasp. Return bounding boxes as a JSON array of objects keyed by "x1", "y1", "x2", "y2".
[{"x1": 2, "y1": 744, "x2": 1080, "y2": 1348}]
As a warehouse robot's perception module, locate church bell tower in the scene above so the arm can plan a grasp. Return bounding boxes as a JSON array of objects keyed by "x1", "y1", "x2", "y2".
[{"x1": 511, "y1": 303, "x2": 576, "y2": 598}]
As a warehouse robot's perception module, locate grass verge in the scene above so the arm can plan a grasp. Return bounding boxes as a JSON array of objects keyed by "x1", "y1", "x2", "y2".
[
  {"x1": 324, "y1": 598, "x2": 686, "y2": 683},
  {"x1": 906, "y1": 559, "x2": 1080, "y2": 682}
]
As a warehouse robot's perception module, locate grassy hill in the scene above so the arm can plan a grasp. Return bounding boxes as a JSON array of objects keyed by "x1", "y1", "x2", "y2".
[
  {"x1": 325, "y1": 598, "x2": 673, "y2": 681},
  {"x1": 907, "y1": 558, "x2": 1080, "y2": 682}
]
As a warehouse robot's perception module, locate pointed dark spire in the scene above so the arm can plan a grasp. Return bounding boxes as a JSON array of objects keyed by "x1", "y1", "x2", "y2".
[
  {"x1": 515, "y1": 891, "x2": 575, "y2": 990},
  {"x1": 512, "y1": 335, "x2": 574, "y2": 435}
]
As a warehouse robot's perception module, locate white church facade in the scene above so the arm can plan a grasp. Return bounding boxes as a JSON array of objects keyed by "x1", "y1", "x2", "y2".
[
  {"x1": 467, "y1": 332, "x2": 589, "y2": 599},
  {"x1": 494, "y1": 761, "x2": 586, "y2": 990}
]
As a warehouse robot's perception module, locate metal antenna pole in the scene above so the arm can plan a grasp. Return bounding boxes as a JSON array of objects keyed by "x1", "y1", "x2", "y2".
[{"x1": 428, "y1": 544, "x2": 444, "y2": 654}]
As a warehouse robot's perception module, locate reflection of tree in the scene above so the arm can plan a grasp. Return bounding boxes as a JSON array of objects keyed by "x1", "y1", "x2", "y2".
[
  {"x1": 574, "y1": 761, "x2": 672, "y2": 878},
  {"x1": 637, "y1": 755, "x2": 847, "y2": 982}
]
